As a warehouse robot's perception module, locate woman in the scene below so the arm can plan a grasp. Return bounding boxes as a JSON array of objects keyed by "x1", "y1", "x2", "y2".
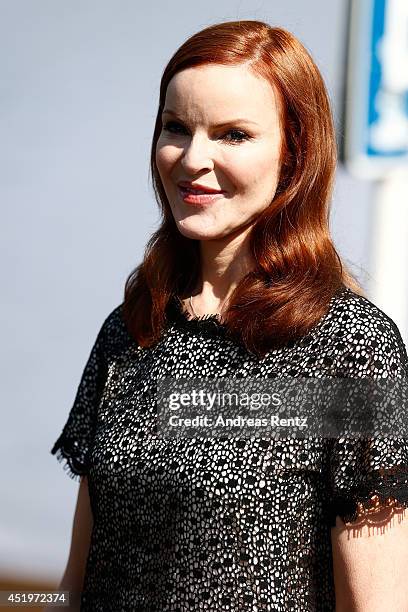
[{"x1": 50, "y1": 20, "x2": 408, "y2": 611}]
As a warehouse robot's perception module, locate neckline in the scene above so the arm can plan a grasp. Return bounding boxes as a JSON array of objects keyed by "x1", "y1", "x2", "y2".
[
  {"x1": 166, "y1": 285, "x2": 351, "y2": 341},
  {"x1": 178, "y1": 296, "x2": 226, "y2": 321},
  {"x1": 167, "y1": 295, "x2": 229, "y2": 336}
]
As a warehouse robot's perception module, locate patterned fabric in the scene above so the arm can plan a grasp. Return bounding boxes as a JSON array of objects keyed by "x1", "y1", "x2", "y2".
[{"x1": 51, "y1": 285, "x2": 408, "y2": 611}]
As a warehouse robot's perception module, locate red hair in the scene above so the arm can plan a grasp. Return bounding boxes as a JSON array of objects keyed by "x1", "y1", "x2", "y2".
[{"x1": 123, "y1": 20, "x2": 363, "y2": 358}]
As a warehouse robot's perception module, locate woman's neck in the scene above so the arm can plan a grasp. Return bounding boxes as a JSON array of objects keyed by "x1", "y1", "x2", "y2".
[{"x1": 181, "y1": 226, "x2": 255, "y2": 317}]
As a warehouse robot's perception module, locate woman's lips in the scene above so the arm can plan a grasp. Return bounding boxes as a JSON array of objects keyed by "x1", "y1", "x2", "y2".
[{"x1": 178, "y1": 186, "x2": 225, "y2": 206}]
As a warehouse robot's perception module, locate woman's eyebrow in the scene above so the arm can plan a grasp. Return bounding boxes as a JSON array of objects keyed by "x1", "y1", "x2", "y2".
[{"x1": 161, "y1": 108, "x2": 259, "y2": 127}]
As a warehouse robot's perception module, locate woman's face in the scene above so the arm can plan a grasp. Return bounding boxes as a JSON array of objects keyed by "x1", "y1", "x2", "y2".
[{"x1": 155, "y1": 63, "x2": 283, "y2": 241}]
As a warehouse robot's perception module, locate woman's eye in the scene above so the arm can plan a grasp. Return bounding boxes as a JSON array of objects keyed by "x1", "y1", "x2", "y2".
[
  {"x1": 224, "y1": 129, "x2": 249, "y2": 143},
  {"x1": 162, "y1": 121, "x2": 249, "y2": 144},
  {"x1": 163, "y1": 121, "x2": 186, "y2": 135}
]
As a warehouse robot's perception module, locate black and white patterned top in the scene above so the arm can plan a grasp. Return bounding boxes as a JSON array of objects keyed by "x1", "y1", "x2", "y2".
[{"x1": 51, "y1": 285, "x2": 408, "y2": 611}]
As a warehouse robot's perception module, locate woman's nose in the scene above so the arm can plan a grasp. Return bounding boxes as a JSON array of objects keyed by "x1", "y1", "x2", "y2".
[{"x1": 180, "y1": 134, "x2": 215, "y2": 172}]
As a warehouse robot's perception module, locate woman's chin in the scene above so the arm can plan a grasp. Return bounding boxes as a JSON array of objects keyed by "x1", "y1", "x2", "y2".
[
  {"x1": 175, "y1": 215, "x2": 255, "y2": 243},
  {"x1": 175, "y1": 218, "x2": 229, "y2": 241}
]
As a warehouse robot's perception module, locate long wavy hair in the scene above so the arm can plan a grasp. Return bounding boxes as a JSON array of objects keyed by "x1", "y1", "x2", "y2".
[{"x1": 123, "y1": 20, "x2": 363, "y2": 358}]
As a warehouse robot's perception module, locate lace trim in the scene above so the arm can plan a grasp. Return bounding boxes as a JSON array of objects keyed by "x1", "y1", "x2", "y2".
[
  {"x1": 329, "y1": 470, "x2": 408, "y2": 526},
  {"x1": 355, "y1": 493, "x2": 407, "y2": 517},
  {"x1": 51, "y1": 434, "x2": 87, "y2": 481},
  {"x1": 330, "y1": 491, "x2": 408, "y2": 528},
  {"x1": 166, "y1": 287, "x2": 350, "y2": 341},
  {"x1": 166, "y1": 295, "x2": 230, "y2": 338}
]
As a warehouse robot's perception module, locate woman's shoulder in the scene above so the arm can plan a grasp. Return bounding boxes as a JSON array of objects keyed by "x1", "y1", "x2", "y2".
[
  {"x1": 95, "y1": 303, "x2": 135, "y2": 360},
  {"x1": 318, "y1": 286, "x2": 408, "y2": 378},
  {"x1": 324, "y1": 286, "x2": 404, "y2": 344}
]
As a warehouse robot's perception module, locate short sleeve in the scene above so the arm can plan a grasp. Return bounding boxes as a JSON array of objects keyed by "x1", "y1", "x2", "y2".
[
  {"x1": 50, "y1": 305, "x2": 125, "y2": 480},
  {"x1": 327, "y1": 297, "x2": 408, "y2": 526}
]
